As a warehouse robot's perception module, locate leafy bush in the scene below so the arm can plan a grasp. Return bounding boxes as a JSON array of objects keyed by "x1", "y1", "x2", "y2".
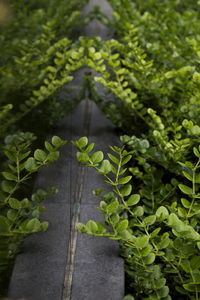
[{"x1": 74, "y1": 137, "x2": 200, "y2": 300}]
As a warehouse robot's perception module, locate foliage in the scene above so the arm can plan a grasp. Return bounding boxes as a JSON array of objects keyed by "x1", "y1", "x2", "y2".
[
  {"x1": 74, "y1": 137, "x2": 200, "y2": 300},
  {"x1": 0, "y1": 133, "x2": 66, "y2": 296}
]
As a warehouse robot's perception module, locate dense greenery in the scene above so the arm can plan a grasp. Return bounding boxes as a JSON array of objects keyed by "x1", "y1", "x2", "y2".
[
  {"x1": 0, "y1": 0, "x2": 87, "y2": 296},
  {"x1": 74, "y1": 1, "x2": 200, "y2": 300},
  {"x1": 1, "y1": 0, "x2": 200, "y2": 299}
]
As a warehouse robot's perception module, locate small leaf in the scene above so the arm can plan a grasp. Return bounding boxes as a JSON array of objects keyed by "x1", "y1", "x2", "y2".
[
  {"x1": 34, "y1": 149, "x2": 47, "y2": 162},
  {"x1": 107, "y1": 201, "x2": 119, "y2": 213},
  {"x1": 76, "y1": 152, "x2": 89, "y2": 163},
  {"x1": 7, "y1": 209, "x2": 18, "y2": 221},
  {"x1": 118, "y1": 176, "x2": 132, "y2": 185},
  {"x1": 144, "y1": 253, "x2": 155, "y2": 265},
  {"x1": 110, "y1": 213, "x2": 120, "y2": 224},
  {"x1": 126, "y1": 194, "x2": 140, "y2": 206},
  {"x1": 24, "y1": 157, "x2": 38, "y2": 172},
  {"x1": 1, "y1": 180, "x2": 15, "y2": 193},
  {"x1": 76, "y1": 223, "x2": 86, "y2": 233},
  {"x1": 40, "y1": 221, "x2": 49, "y2": 232},
  {"x1": 2, "y1": 172, "x2": 17, "y2": 181},
  {"x1": 120, "y1": 184, "x2": 132, "y2": 197},
  {"x1": 150, "y1": 227, "x2": 161, "y2": 239},
  {"x1": 181, "y1": 198, "x2": 190, "y2": 208},
  {"x1": 134, "y1": 235, "x2": 149, "y2": 248},
  {"x1": 143, "y1": 215, "x2": 156, "y2": 226},
  {"x1": 182, "y1": 171, "x2": 193, "y2": 181},
  {"x1": 193, "y1": 147, "x2": 200, "y2": 158},
  {"x1": 121, "y1": 155, "x2": 132, "y2": 166},
  {"x1": 86, "y1": 220, "x2": 98, "y2": 233},
  {"x1": 116, "y1": 219, "x2": 128, "y2": 233},
  {"x1": 157, "y1": 237, "x2": 170, "y2": 249},
  {"x1": 98, "y1": 160, "x2": 112, "y2": 174},
  {"x1": 47, "y1": 151, "x2": 59, "y2": 162},
  {"x1": 45, "y1": 141, "x2": 54, "y2": 152},
  {"x1": 133, "y1": 206, "x2": 144, "y2": 217},
  {"x1": 75, "y1": 137, "x2": 88, "y2": 149},
  {"x1": 157, "y1": 286, "x2": 169, "y2": 297},
  {"x1": 155, "y1": 278, "x2": 166, "y2": 289},
  {"x1": 26, "y1": 218, "x2": 41, "y2": 232},
  {"x1": 91, "y1": 151, "x2": 104, "y2": 164},
  {"x1": 8, "y1": 198, "x2": 21, "y2": 210},
  {"x1": 108, "y1": 153, "x2": 119, "y2": 165},
  {"x1": 178, "y1": 184, "x2": 193, "y2": 195},
  {"x1": 156, "y1": 206, "x2": 169, "y2": 220},
  {"x1": 51, "y1": 136, "x2": 64, "y2": 147},
  {"x1": 84, "y1": 143, "x2": 94, "y2": 153}
]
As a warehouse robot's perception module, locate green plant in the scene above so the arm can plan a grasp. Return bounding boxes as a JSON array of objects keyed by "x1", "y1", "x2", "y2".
[
  {"x1": 73, "y1": 137, "x2": 200, "y2": 300},
  {"x1": 0, "y1": 133, "x2": 66, "y2": 296}
]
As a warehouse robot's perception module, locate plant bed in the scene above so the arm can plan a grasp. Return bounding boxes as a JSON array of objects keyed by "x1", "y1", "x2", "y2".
[{"x1": 1, "y1": 0, "x2": 200, "y2": 299}]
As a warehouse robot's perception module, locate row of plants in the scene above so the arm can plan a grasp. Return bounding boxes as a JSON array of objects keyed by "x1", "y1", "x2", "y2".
[
  {"x1": 73, "y1": 1, "x2": 200, "y2": 299},
  {"x1": 0, "y1": 0, "x2": 89, "y2": 296},
  {"x1": 1, "y1": 0, "x2": 200, "y2": 299}
]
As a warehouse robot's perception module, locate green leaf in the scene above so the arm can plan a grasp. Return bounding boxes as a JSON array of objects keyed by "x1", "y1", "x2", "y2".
[
  {"x1": 154, "y1": 278, "x2": 166, "y2": 289},
  {"x1": 45, "y1": 141, "x2": 54, "y2": 152},
  {"x1": 107, "y1": 200, "x2": 119, "y2": 213},
  {"x1": 26, "y1": 218, "x2": 41, "y2": 232},
  {"x1": 0, "y1": 216, "x2": 10, "y2": 232},
  {"x1": 183, "y1": 283, "x2": 200, "y2": 292},
  {"x1": 134, "y1": 235, "x2": 149, "y2": 248},
  {"x1": 182, "y1": 171, "x2": 193, "y2": 181},
  {"x1": 84, "y1": 143, "x2": 95, "y2": 153},
  {"x1": 126, "y1": 194, "x2": 140, "y2": 206},
  {"x1": 34, "y1": 149, "x2": 47, "y2": 162},
  {"x1": 40, "y1": 221, "x2": 49, "y2": 232},
  {"x1": 157, "y1": 237, "x2": 170, "y2": 249},
  {"x1": 24, "y1": 157, "x2": 38, "y2": 172},
  {"x1": 110, "y1": 213, "x2": 120, "y2": 224},
  {"x1": 98, "y1": 160, "x2": 112, "y2": 174},
  {"x1": 76, "y1": 152, "x2": 89, "y2": 163},
  {"x1": 178, "y1": 184, "x2": 193, "y2": 195},
  {"x1": 116, "y1": 219, "x2": 128, "y2": 233},
  {"x1": 47, "y1": 151, "x2": 59, "y2": 162},
  {"x1": 121, "y1": 155, "x2": 132, "y2": 166},
  {"x1": 8, "y1": 198, "x2": 21, "y2": 210},
  {"x1": 75, "y1": 137, "x2": 88, "y2": 149},
  {"x1": 51, "y1": 136, "x2": 65, "y2": 147},
  {"x1": 76, "y1": 223, "x2": 87, "y2": 233},
  {"x1": 86, "y1": 220, "x2": 98, "y2": 233},
  {"x1": 181, "y1": 198, "x2": 191, "y2": 208},
  {"x1": 7, "y1": 209, "x2": 18, "y2": 221},
  {"x1": 150, "y1": 227, "x2": 161, "y2": 239},
  {"x1": 2, "y1": 172, "x2": 17, "y2": 181},
  {"x1": 108, "y1": 153, "x2": 119, "y2": 165},
  {"x1": 156, "y1": 206, "x2": 169, "y2": 220},
  {"x1": 193, "y1": 147, "x2": 200, "y2": 158},
  {"x1": 143, "y1": 215, "x2": 156, "y2": 226},
  {"x1": 157, "y1": 286, "x2": 169, "y2": 297},
  {"x1": 133, "y1": 206, "x2": 144, "y2": 217},
  {"x1": 1, "y1": 180, "x2": 15, "y2": 193},
  {"x1": 144, "y1": 253, "x2": 155, "y2": 265},
  {"x1": 118, "y1": 176, "x2": 132, "y2": 185},
  {"x1": 190, "y1": 255, "x2": 200, "y2": 270},
  {"x1": 120, "y1": 184, "x2": 132, "y2": 197},
  {"x1": 91, "y1": 151, "x2": 104, "y2": 164}
]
